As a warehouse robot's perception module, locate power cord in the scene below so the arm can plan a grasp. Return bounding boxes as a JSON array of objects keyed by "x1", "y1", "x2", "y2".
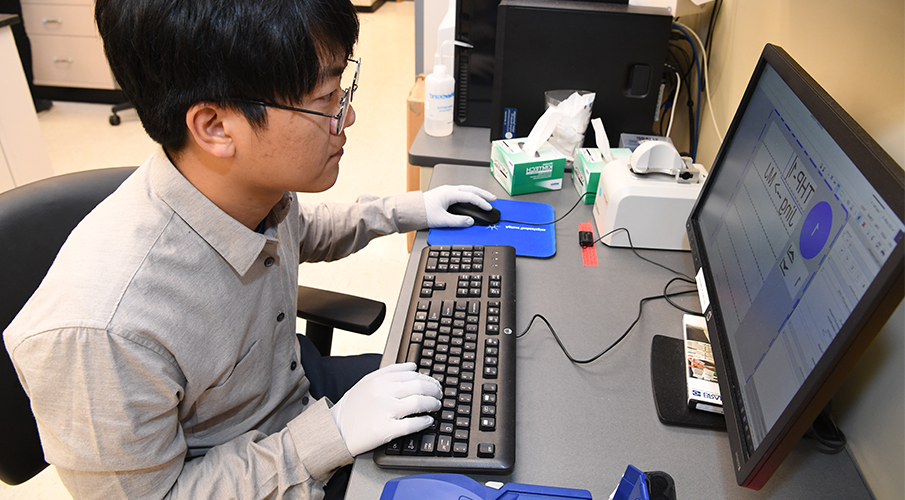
[
  {"x1": 517, "y1": 226, "x2": 703, "y2": 364},
  {"x1": 804, "y1": 402, "x2": 848, "y2": 454},
  {"x1": 595, "y1": 227, "x2": 694, "y2": 281},
  {"x1": 664, "y1": 276, "x2": 702, "y2": 315}
]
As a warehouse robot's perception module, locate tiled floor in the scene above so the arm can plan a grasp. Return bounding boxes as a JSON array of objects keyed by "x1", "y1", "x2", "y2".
[{"x1": 0, "y1": 1, "x2": 415, "y2": 497}]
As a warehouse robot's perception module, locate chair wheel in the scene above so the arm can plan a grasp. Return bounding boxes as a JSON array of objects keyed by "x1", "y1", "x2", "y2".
[{"x1": 109, "y1": 114, "x2": 121, "y2": 126}]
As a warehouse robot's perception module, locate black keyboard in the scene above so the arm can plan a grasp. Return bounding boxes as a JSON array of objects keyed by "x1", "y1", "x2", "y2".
[{"x1": 373, "y1": 245, "x2": 516, "y2": 473}]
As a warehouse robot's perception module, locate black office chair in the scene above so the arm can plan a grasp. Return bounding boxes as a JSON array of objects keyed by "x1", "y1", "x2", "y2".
[
  {"x1": 0, "y1": 167, "x2": 384, "y2": 485},
  {"x1": 108, "y1": 101, "x2": 133, "y2": 126}
]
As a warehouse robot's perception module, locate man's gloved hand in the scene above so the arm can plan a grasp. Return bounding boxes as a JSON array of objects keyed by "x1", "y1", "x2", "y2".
[
  {"x1": 330, "y1": 362, "x2": 442, "y2": 456},
  {"x1": 424, "y1": 185, "x2": 497, "y2": 228}
]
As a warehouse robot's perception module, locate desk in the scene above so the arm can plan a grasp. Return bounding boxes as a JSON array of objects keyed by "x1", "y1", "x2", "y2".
[
  {"x1": 407, "y1": 124, "x2": 491, "y2": 192},
  {"x1": 408, "y1": 124, "x2": 491, "y2": 168},
  {"x1": 345, "y1": 163, "x2": 871, "y2": 499}
]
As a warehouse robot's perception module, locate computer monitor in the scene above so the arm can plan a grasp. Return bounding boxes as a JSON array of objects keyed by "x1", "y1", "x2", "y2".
[{"x1": 685, "y1": 44, "x2": 904, "y2": 490}]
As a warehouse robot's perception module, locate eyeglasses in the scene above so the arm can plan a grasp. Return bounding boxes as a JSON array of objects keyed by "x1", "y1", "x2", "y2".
[{"x1": 233, "y1": 58, "x2": 360, "y2": 134}]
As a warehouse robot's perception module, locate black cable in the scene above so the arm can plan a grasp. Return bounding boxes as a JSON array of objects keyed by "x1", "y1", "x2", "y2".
[
  {"x1": 667, "y1": 43, "x2": 693, "y2": 82},
  {"x1": 804, "y1": 402, "x2": 848, "y2": 454},
  {"x1": 498, "y1": 192, "x2": 590, "y2": 226},
  {"x1": 660, "y1": 63, "x2": 681, "y2": 137},
  {"x1": 516, "y1": 288, "x2": 699, "y2": 364},
  {"x1": 704, "y1": 0, "x2": 723, "y2": 66},
  {"x1": 512, "y1": 221, "x2": 702, "y2": 364},
  {"x1": 664, "y1": 276, "x2": 703, "y2": 315},
  {"x1": 666, "y1": 41, "x2": 697, "y2": 157},
  {"x1": 596, "y1": 227, "x2": 694, "y2": 280}
]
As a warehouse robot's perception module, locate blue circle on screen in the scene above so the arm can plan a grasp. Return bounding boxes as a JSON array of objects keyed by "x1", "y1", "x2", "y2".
[{"x1": 800, "y1": 201, "x2": 833, "y2": 260}]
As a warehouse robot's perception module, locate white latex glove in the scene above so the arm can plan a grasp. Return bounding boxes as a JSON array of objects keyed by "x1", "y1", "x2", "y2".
[
  {"x1": 423, "y1": 185, "x2": 497, "y2": 228},
  {"x1": 330, "y1": 362, "x2": 442, "y2": 456}
]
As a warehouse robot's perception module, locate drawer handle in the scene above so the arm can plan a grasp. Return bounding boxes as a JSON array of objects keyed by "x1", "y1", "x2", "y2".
[
  {"x1": 41, "y1": 18, "x2": 63, "y2": 24},
  {"x1": 52, "y1": 58, "x2": 74, "y2": 63}
]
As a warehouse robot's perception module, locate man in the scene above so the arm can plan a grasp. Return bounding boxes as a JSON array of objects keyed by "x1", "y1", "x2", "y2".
[{"x1": 3, "y1": 0, "x2": 495, "y2": 498}]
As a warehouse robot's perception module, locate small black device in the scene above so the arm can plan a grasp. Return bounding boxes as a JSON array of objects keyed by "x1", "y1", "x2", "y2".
[
  {"x1": 685, "y1": 44, "x2": 904, "y2": 489},
  {"x1": 447, "y1": 203, "x2": 501, "y2": 226},
  {"x1": 373, "y1": 245, "x2": 517, "y2": 473},
  {"x1": 578, "y1": 230, "x2": 594, "y2": 247}
]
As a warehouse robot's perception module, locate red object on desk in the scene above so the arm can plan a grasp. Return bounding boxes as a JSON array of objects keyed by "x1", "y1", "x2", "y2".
[{"x1": 579, "y1": 221, "x2": 598, "y2": 267}]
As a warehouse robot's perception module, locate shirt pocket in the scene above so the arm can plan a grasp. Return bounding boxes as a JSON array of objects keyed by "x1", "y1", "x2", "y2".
[{"x1": 188, "y1": 340, "x2": 271, "y2": 441}]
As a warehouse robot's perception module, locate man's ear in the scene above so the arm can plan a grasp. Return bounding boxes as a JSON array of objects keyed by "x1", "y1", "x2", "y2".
[{"x1": 185, "y1": 102, "x2": 238, "y2": 158}]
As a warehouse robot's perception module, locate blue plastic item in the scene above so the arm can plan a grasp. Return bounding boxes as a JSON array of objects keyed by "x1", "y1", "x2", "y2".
[
  {"x1": 379, "y1": 473, "x2": 592, "y2": 500},
  {"x1": 428, "y1": 199, "x2": 556, "y2": 257},
  {"x1": 612, "y1": 465, "x2": 649, "y2": 500}
]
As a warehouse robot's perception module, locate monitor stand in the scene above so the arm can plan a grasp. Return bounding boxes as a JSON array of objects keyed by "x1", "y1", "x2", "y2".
[{"x1": 650, "y1": 335, "x2": 726, "y2": 429}]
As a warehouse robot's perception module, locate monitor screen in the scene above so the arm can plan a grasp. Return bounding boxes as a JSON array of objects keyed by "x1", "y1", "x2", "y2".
[{"x1": 686, "y1": 44, "x2": 904, "y2": 489}]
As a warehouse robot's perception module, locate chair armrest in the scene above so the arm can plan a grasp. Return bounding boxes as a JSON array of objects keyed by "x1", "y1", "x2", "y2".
[{"x1": 296, "y1": 285, "x2": 386, "y2": 336}]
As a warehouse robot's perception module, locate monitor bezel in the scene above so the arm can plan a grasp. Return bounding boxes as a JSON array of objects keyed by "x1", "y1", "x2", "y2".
[{"x1": 685, "y1": 43, "x2": 904, "y2": 490}]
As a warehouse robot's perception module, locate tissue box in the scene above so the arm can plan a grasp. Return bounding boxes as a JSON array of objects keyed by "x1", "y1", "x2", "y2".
[
  {"x1": 571, "y1": 147, "x2": 631, "y2": 203},
  {"x1": 490, "y1": 139, "x2": 566, "y2": 195}
]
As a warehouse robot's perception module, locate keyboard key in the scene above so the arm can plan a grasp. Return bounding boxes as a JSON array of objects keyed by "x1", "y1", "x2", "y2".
[
  {"x1": 420, "y1": 434, "x2": 436, "y2": 454},
  {"x1": 385, "y1": 439, "x2": 402, "y2": 455},
  {"x1": 477, "y1": 443, "x2": 495, "y2": 458},
  {"x1": 437, "y1": 435, "x2": 452, "y2": 455},
  {"x1": 406, "y1": 344, "x2": 422, "y2": 364},
  {"x1": 403, "y1": 436, "x2": 420, "y2": 454}
]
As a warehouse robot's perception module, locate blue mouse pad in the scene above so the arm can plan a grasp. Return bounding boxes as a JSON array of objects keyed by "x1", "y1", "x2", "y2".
[{"x1": 428, "y1": 199, "x2": 556, "y2": 257}]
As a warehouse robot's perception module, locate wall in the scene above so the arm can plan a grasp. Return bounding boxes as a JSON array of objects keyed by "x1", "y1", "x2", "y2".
[{"x1": 696, "y1": 1, "x2": 904, "y2": 498}]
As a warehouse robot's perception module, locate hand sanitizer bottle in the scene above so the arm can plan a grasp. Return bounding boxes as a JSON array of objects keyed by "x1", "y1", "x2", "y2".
[
  {"x1": 424, "y1": 53, "x2": 455, "y2": 137},
  {"x1": 424, "y1": 40, "x2": 472, "y2": 137}
]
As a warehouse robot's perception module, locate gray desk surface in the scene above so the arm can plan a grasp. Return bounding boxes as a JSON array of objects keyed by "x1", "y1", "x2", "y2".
[
  {"x1": 345, "y1": 164, "x2": 870, "y2": 499},
  {"x1": 408, "y1": 124, "x2": 491, "y2": 167}
]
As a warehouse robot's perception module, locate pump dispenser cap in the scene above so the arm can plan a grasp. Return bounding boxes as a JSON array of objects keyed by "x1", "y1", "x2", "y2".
[{"x1": 434, "y1": 39, "x2": 474, "y2": 71}]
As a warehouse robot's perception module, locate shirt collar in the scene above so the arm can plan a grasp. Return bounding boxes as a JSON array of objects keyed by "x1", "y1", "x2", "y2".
[{"x1": 148, "y1": 149, "x2": 292, "y2": 276}]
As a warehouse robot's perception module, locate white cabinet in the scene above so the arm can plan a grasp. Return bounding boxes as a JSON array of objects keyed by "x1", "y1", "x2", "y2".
[
  {"x1": 0, "y1": 18, "x2": 54, "y2": 193},
  {"x1": 20, "y1": 0, "x2": 117, "y2": 90}
]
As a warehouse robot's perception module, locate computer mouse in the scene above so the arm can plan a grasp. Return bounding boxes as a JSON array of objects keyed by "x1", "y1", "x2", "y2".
[{"x1": 447, "y1": 202, "x2": 501, "y2": 226}]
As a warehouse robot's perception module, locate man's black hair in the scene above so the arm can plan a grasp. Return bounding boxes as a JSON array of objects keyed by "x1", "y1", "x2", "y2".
[{"x1": 95, "y1": 0, "x2": 360, "y2": 152}]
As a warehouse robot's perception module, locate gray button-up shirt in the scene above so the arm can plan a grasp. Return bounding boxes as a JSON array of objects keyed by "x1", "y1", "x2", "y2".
[{"x1": 4, "y1": 149, "x2": 428, "y2": 499}]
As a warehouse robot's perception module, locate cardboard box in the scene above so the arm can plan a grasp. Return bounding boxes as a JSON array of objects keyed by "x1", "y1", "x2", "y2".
[
  {"x1": 571, "y1": 147, "x2": 631, "y2": 203},
  {"x1": 490, "y1": 139, "x2": 566, "y2": 195},
  {"x1": 405, "y1": 75, "x2": 425, "y2": 251}
]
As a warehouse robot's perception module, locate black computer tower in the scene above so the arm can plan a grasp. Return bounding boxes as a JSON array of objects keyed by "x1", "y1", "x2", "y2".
[
  {"x1": 453, "y1": 0, "x2": 631, "y2": 129},
  {"x1": 488, "y1": 0, "x2": 672, "y2": 146}
]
